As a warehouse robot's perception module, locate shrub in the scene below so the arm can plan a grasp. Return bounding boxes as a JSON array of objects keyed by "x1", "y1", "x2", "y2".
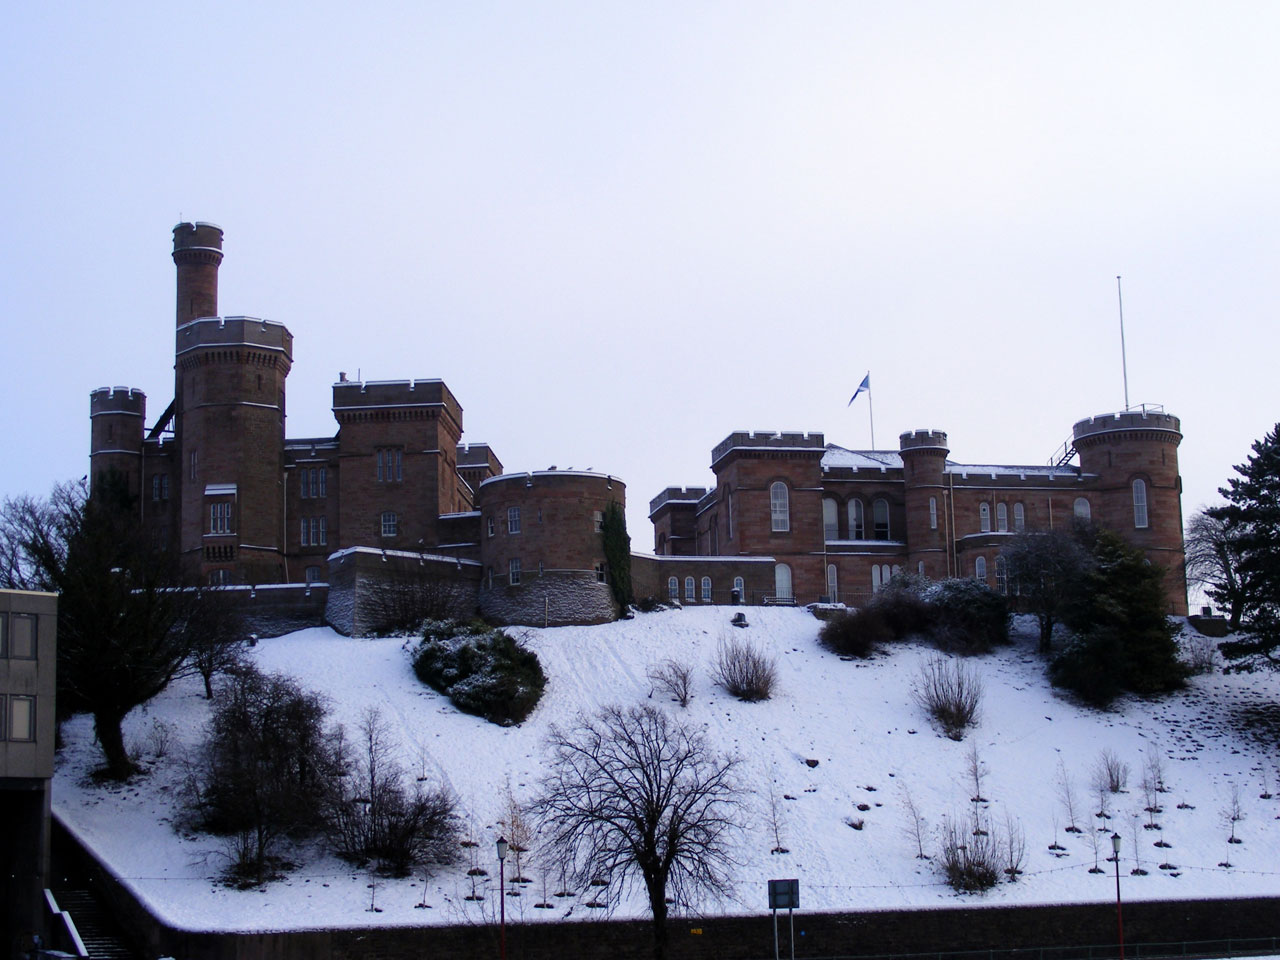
[
  {"x1": 818, "y1": 607, "x2": 891, "y2": 658},
  {"x1": 648, "y1": 658, "x2": 694, "y2": 706},
  {"x1": 711, "y1": 637, "x2": 777, "y2": 701},
  {"x1": 940, "y1": 812, "x2": 1001, "y2": 892},
  {"x1": 913, "y1": 656, "x2": 982, "y2": 740},
  {"x1": 411, "y1": 620, "x2": 546, "y2": 725},
  {"x1": 875, "y1": 575, "x2": 935, "y2": 638},
  {"x1": 927, "y1": 579, "x2": 1010, "y2": 653},
  {"x1": 1093, "y1": 749, "x2": 1130, "y2": 794}
]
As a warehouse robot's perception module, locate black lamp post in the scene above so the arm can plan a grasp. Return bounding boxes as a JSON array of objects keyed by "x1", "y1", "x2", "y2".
[
  {"x1": 496, "y1": 836, "x2": 509, "y2": 960},
  {"x1": 1111, "y1": 832, "x2": 1124, "y2": 960}
]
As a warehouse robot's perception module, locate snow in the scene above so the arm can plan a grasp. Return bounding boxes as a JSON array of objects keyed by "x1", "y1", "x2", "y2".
[{"x1": 53, "y1": 609, "x2": 1280, "y2": 933}]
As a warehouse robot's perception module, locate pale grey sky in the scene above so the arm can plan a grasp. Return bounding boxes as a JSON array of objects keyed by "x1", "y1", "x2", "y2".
[{"x1": 2, "y1": 2, "x2": 1276, "y2": 545}]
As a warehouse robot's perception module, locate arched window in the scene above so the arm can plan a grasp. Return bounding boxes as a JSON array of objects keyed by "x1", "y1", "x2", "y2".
[
  {"x1": 823, "y1": 497, "x2": 838, "y2": 541},
  {"x1": 774, "y1": 563, "x2": 793, "y2": 600},
  {"x1": 974, "y1": 556, "x2": 987, "y2": 582},
  {"x1": 995, "y1": 556, "x2": 1008, "y2": 594},
  {"x1": 1132, "y1": 478, "x2": 1148, "y2": 529},
  {"x1": 701, "y1": 576, "x2": 712, "y2": 601},
  {"x1": 873, "y1": 499, "x2": 890, "y2": 540},
  {"x1": 668, "y1": 576, "x2": 679, "y2": 600},
  {"x1": 918, "y1": 560, "x2": 926, "y2": 576},
  {"x1": 1013, "y1": 502, "x2": 1025, "y2": 532},
  {"x1": 929, "y1": 496, "x2": 938, "y2": 530},
  {"x1": 733, "y1": 575, "x2": 744, "y2": 599},
  {"x1": 826, "y1": 563, "x2": 838, "y2": 602},
  {"x1": 996, "y1": 503, "x2": 1008, "y2": 533},
  {"x1": 684, "y1": 576, "x2": 696, "y2": 601},
  {"x1": 979, "y1": 502, "x2": 991, "y2": 533},
  {"x1": 770, "y1": 482, "x2": 790, "y2": 532},
  {"x1": 848, "y1": 499, "x2": 866, "y2": 539},
  {"x1": 871, "y1": 564, "x2": 882, "y2": 593},
  {"x1": 1074, "y1": 497, "x2": 1091, "y2": 522},
  {"x1": 891, "y1": 564, "x2": 901, "y2": 577}
]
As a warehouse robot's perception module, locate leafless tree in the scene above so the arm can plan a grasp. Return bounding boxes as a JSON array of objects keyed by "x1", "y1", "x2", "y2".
[
  {"x1": 1184, "y1": 507, "x2": 1252, "y2": 629},
  {"x1": 913, "y1": 656, "x2": 982, "y2": 740},
  {"x1": 1094, "y1": 749, "x2": 1129, "y2": 794},
  {"x1": 1056, "y1": 759, "x2": 1082, "y2": 833},
  {"x1": 647, "y1": 658, "x2": 694, "y2": 707},
  {"x1": 1002, "y1": 810, "x2": 1026, "y2": 880},
  {"x1": 176, "y1": 586, "x2": 248, "y2": 699},
  {"x1": 899, "y1": 783, "x2": 929, "y2": 859},
  {"x1": 966, "y1": 741, "x2": 989, "y2": 802},
  {"x1": 1223, "y1": 783, "x2": 1245, "y2": 844},
  {"x1": 533, "y1": 705, "x2": 741, "y2": 960}
]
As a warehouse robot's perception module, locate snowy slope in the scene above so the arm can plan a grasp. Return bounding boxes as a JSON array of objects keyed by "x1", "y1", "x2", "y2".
[{"x1": 52, "y1": 608, "x2": 1280, "y2": 932}]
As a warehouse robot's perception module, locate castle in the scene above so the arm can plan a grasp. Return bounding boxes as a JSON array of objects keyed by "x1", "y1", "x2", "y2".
[{"x1": 89, "y1": 224, "x2": 1187, "y2": 629}]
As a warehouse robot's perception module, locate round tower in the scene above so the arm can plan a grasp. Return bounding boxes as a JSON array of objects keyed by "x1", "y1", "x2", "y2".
[
  {"x1": 1072, "y1": 410, "x2": 1186, "y2": 614},
  {"x1": 172, "y1": 222, "x2": 223, "y2": 327},
  {"x1": 899, "y1": 429, "x2": 949, "y2": 579},
  {"x1": 89, "y1": 386, "x2": 147, "y2": 501}
]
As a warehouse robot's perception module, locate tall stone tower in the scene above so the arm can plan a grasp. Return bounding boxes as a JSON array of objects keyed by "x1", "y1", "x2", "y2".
[
  {"x1": 88, "y1": 386, "x2": 146, "y2": 501},
  {"x1": 171, "y1": 223, "x2": 294, "y2": 584},
  {"x1": 899, "y1": 429, "x2": 950, "y2": 579}
]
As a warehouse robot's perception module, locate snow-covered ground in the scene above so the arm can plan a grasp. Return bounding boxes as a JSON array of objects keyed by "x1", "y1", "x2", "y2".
[{"x1": 53, "y1": 608, "x2": 1280, "y2": 933}]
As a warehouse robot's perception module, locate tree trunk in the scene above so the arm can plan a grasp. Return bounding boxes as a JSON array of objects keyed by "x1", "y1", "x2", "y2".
[
  {"x1": 202, "y1": 667, "x2": 215, "y2": 700},
  {"x1": 647, "y1": 875, "x2": 668, "y2": 960},
  {"x1": 94, "y1": 711, "x2": 136, "y2": 780}
]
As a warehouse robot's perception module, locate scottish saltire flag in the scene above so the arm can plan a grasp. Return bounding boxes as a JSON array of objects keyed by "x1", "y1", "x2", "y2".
[{"x1": 847, "y1": 373, "x2": 871, "y2": 406}]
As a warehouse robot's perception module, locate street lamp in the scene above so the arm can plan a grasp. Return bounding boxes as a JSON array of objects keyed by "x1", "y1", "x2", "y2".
[
  {"x1": 496, "y1": 836, "x2": 509, "y2": 960},
  {"x1": 1111, "y1": 832, "x2": 1124, "y2": 960}
]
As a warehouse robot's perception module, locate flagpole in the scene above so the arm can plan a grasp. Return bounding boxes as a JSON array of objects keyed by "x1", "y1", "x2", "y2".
[
  {"x1": 1116, "y1": 275, "x2": 1130, "y2": 412},
  {"x1": 868, "y1": 388, "x2": 876, "y2": 450}
]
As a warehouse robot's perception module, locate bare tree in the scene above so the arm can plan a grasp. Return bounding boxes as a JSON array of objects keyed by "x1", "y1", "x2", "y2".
[
  {"x1": 966, "y1": 742, "x2": 989, "y2": 803},
  {"x1": 533, "y1": 705, "x2": 741, "y2": 960},
  {"x1": 176, "y1": 586, "x2": 247, "y2": 699},
  {"x1": 1223, "y1": 783, "x2": 1245, "y2": 844},
  {"x1": 1001, "y1": 529, "x2": 1091, "y2": 653},
  {"x1": 647, "y1": 658, "x2": 694, "y2": 707},
  {"x1": 899, "y1": 783, "x2": 929, "y2": 859},
  {"x1": 1184, "y1": 507, "x2": 1252, "y2": 629},
  {"x1": 1056, "y1": 759, "x2": 1082, "y2": 833},
  {"x1": 1094, "y1": 749, "x2": 1130, "y2": 794}
]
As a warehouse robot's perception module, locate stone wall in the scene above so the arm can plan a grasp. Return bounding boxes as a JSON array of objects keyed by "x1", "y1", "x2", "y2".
[
  {"x1": 478, "y1": 570, "x2": 616, "y2": 627},
  {"x1": 324, "y1": 547, "x2": 481, "y2": 636}
]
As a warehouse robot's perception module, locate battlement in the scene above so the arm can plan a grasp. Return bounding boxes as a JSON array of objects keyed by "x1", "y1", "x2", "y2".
[
  {"x1": 176, "y1": 316, "x2": 293, "y2": 359},
  {"x1": 1073, "y1": 408, "x2": 1181, "y2": 444},
  {"x1": 711, "y1": 430, "x2": 826, "y2": 467},
  {"x1": 480, "y1": 469, "x2": 622, "y2": 492},
  {"x1": 649, "y1": 486, "x2": 709, "y2": 515},
  {"x1": 899, "y1": 429, "x2": 950, "y2": 452},
  {"x1": 457, "y1": 442, "x2": 501, "y2": 468},
  {"x1": 171, "y1": 221, "x2": 224, "y2": 260},
  {"x1": 89, "y1": 386, "x2": 146, "y2": 416},
  {"x1": 332, "y1": 378, "x2": 460, "y2": 418}
]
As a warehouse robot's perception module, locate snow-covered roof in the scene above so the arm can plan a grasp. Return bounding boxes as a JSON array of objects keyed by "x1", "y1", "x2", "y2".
[{"x1": 821, "y1": 446, "x2": 903, "y2": 471}]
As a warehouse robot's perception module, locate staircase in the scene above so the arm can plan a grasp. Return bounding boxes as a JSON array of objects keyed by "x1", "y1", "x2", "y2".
[{"x1": 50, "y1": 889, "x2": 141, "y2": 960}]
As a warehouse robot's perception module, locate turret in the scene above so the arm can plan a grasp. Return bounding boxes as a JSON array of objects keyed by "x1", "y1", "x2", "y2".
[
  {"x1": 89, "y1": 386, "x2": 146, "y2": 500},
  {"x1": 899, "y1": 429, "x2": 949, "y2": 579},
  {"x1": 172, "y1": 222, "x2": 223, "y2": 327}
]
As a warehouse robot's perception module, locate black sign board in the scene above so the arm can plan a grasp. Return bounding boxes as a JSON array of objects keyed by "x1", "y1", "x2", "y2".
[{"x1": 768, "y1": 878, "x2": 799, "y2": 910}]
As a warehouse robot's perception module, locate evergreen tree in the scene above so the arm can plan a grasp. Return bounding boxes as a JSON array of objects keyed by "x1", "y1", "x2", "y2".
[
  {"x1": 601, "y1": 501, "x2": 633, "y2": 611},
  {"x1": 1208, "y1": 423, "x2": 1280, "y2": 669}
]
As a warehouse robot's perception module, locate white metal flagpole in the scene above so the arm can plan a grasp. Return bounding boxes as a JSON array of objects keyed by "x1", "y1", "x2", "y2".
[
  {"x1": 1117, "y1": 275, "x2": 1130, "y2": 411},
  {"x1": 867, "y1": 380, "x2": 876, "y2": 449}
]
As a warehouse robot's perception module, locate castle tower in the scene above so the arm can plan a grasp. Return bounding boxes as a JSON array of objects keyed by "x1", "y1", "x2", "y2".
[
  {"x1": 171, "y1": 224, "x2": 293, "y2": 584},
  {"x1": 899, "y1": 429, "x2": 950, "y2": 579},
  {"x1": 89, "y1": 386, "x2": 146, "y2": 501},
  {"x1": 1072, "y1": 410, "x2": 1187, "y2": 615}
]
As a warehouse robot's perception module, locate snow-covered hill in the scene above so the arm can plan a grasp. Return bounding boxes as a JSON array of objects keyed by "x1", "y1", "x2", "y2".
[{"x1": 53, "y1": 607, "x2": 1280, "y2": 932}]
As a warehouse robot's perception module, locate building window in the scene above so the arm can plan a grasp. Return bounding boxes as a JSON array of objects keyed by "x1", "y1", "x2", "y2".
[
  {"x1": 701, "y1": 576, "x2": 712, "y2": 601},
  {"x1": 1132, "y1": 479, "x2": 1148, "y2": 529},
  {"x1": 300, "y1": 517, "x2": 308, "y2": 545},
  {"x1": 822, "y1": 498, "x2": 838, "y2": 541},
  {"x1": 487, "y1": 567, "x2": 494, "y2": 589},
  {"x1": 873, "y1": 499, "x2": 890, "y2": 540},
  {"x1": 190, "y1": 450, "x2": 198, "y2": 480},
  {"x1": 312, "y1": 517, "x2": 327, "y2": 546},
  {"x1": 376, "y1": 448, "x2": 403, "y2": 482},
  {"x1": 849, "y1": 499, "x2": 865, "y2": 539},
  {"x1": 979, "y1": 502, "x2": 991, "y2": 533},
  {"x1": 300, "y1": 467, "x2": 327, "y2": 499},
  {"x1": 774, "y1": 563, "x2": 792, "y2": 600},
  {"x1": 594, "y1": 510, "x2": 604, "y2": 532},
  {"x1": 1074, "y1": 497, "x2": 1091, "y2": 522},
  {"x1": 685, "y1": 576, "x2": 695, "y2": 601},
  {"x1": 487, "y1": 516, "x2": 495, "y2": 537},
  {"x1": 726, "y1": 492, "x2": 733, "y2": 540},
  {"x1": 929, "y1": 496, "x2": 937, "y2": 531},
  {"x1": 974, "y1": 556, "x2": 987, "y2": 582},
  {"x1": 4, "y1": 614, "x2": 36, "y2": 659},
  {"x1": 305, "y1": 565, "x2": 323, "y2": 583},
  {"x1": 151, "y1": 474, "x2": 169, "y2": 501},
  {"x1": 508, "y1": 506, "x2": 521, "y2": 534},
  {"x1": 381, "y1": 511, "x2": 398, "y2": 537},
  {"x1": 995, "y1": 556, "x2": 1008, "y2": 594},
  {"x1": 209, "y1": 569, "x2": 231, "y2": 586},
  {"x1": 733, "y1": 575, "x2": 744, "y2": 599},
  {"x1": 668, "y1": 576, "x2": 679, "y2": 600},
  {"x1": 871, "y1": 565, "x2": 882, "y2": 593},
  {"x1": 770, "y1": 482, "x2": 790, "y2": 532},
  {"x1": 509, "y1": 558, "x2": 521, "y2": 585},
  {"x1": 826, "y1": 563, "x2": 838, "y2": 602},
  {"x1": 210, "y1": 502, "x2": 232, "y2": 534},
  {"x1": 300, "y1": 469, "x2": 310, "y2": 499},
  {"x1": 918, "y1": 560, "x2": 926, "y2": 576},
  {"x1": 996, "y1": 503, "x2": 1008, "y2": 533},
  {"x1": 595, "y1": 562, "x2": 607, "y2": 583},
  {"x1": 1013, "y1": 502, "x2": 1025, "y2": 532},
  {"x1": 8, "y1": 695, "x2": 35, "y2": 742}
]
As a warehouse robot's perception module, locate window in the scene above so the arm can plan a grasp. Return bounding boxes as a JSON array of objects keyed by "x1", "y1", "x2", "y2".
[
  {"x1": 5, "y1": 613, "x2": 35, "y2": 659},
  {"x1": 381, "y1": 511, "x2": 398, "y2": 537},
  {"x1": 300, "y1": 467, "x2": 327, "y2": 499},
  {"x1": 487, "y1": 567, "x2": 495, "y2": 589},
  {"x1": 685, "y1": 576, "x2": 695, "y2": 601},
  {"x1": 300, "y1": 517, "x2": 308, "y2": 545},
  {"x1": 929, "y1": 496, "x2": 937, "y2": 531},
  {"x1": 209, "y1": 502, "x2": 232, "y2": 534},
  {"x1": 974, "y1": 556, "x2": 987, "y2": 582},
  {"x1": 871, "y1": 565, "x2": 882, "y2": 593},
  {"x1": 1132, "y1": 479, "x2": 1148, "y2": 529},
  {"x1": 303, "y1": 516, "x2": 327, "y2": 546},
  {"x1": 701, "y1": 577, "x2": 712, "y2": 601},
  {"x1": 979, "y1": 502, "x2": 991, "y2": 533},
  {"x1": 770, "y1": 482, "x2": 790, "y2": 532},
  {"x1": 300, "y1": 469, "x2": 310, "y2": 498},
  {"x1": 995, "y1": 556, "x2": 1008, "y2": 594},
  {"x1": 822, "y1": 498, "x2": 838, "y2": 541},
  {"x1": 733, "y1": 575, "x2": 744, "y2": 599},
  {"x1": 151, "y1": 474, "x2": 169, "y2": 501},
  {"x1": 774, "y1": 563, "x2": 793, "y2": 600},
  {"x1": 209, "y1": 569, "x2": 231, "y2": 586},
  {"x1": 8, "y1": 695, "x2": 34, "y2": 742},
  {"x1": 595, "y1": 562, "x2": 607, "y2": 583},
  {"x1": 376, "y1": 448, "x2": 403, "y2": 482},
  {"x1": 873, "y1": 499, "x2": 890, "y2": 540},
  {"x1": 668, "y1": 576, "x2": 679, "y2": 600},
  {"x1": 508, "y1": 506, "x2": 521, "y2": 534},
  {"x1": 726, "y1": 492, "x2": 733, "y2": 540},
  {"x1": 996, "y1": 503, "x2": 1008, "y2": 533},
  {"x1": 509, "y1": 558, "x2": 521, "y2": 585},
  {"x1": 848, "y1": 499, "x2": 865, "y2": 539},
  {"x1": 918, "y1": 560, "x2": 926, "y2": 576},
  {"x1": 594, "y1": 510, "x2": 604, "y2": 532},
  {"x1": 826, "y1": 563, "x2": 838, "y2": 602},
  {"x1": 1074, "y1": 497, "x2": 1091, "y2": 522},
  {"x1": 487, "y1": 516, "x2": 495, "y2": 537},
  {"x1": 305, "y1": 565, "x2": 323, "y2": 583},
  {"x1": 190, "y1": 450, "x2": 198, "y2": 480},
  {"x1": 1013, "y1": 502, "x2": 1025, "y2": 532}
]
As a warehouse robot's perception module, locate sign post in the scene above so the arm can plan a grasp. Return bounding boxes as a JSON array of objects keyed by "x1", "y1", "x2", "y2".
[{"x1": 767, "y1": 878, "x2": 799, "y2": 960}]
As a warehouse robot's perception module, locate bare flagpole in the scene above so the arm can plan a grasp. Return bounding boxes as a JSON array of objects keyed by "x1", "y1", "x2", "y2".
[
  {"x1": 867, "y1": 382, "x2": 876, "y2": 449},
  {"x1": 1117, "y1": 276, "x2": 1130, "y2": 411}
]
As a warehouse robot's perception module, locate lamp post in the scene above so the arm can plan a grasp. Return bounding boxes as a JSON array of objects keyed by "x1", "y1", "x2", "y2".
[
  {"x1": 1111, "y1": 832, "x2": 1124, "y2": 960},
  {"x1": 496, "y1": 836, "x2": 509, "y2": 960}
]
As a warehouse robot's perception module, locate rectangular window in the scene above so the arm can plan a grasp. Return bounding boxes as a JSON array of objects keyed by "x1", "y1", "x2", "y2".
[
  {"x1": 593, "y1": 511, "x2": 604, "y2": 532},
  {"x1": 8, "y1": 614, "x2": 36, "y2": 659},
  {"x1": 209, "y1": 502, "x2": 232, "y2": 534},
  {"x1": 509, "y1": 558, "x2": 521, "y2": 585},
  {"x1": 9, "y1": 695, "x2": 34, "y2": 742},
  {"x1": 595, "y1": 562, "x2": 607, "y2": 583},
  {"x1": 318, "y1": 516, "x2": 327, "y2": 545},
  {"x1": 300, "y1": 469, "x2": 311, "y2": 499},
  {"x1": 508, "y1": 506, "x2": 521, "y2": 534},
  {"x1": 487, "y1": 516, "x2": 495, "y2": 537},
  {"x1": 317, "y1": 467, "x2": 327, "y2": 497},
  {"x1": 929, "y1": 497, "x2": 938, "y2": 531},
  {"x1": 190, "y1": 450, "x2": 198, "y2": 480},
  {"x1": 305, "y1": 565, "x2": 323, "y2": 583},
  {"x1": 376, "y1": 448, "x2": 402, "y2": 482},
  {"x1": 300, "y1": 517, "x2": 310, "y2": 546},
  {"x1": 381, "y1": 511, "x2": 398, "y2": 537}
]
